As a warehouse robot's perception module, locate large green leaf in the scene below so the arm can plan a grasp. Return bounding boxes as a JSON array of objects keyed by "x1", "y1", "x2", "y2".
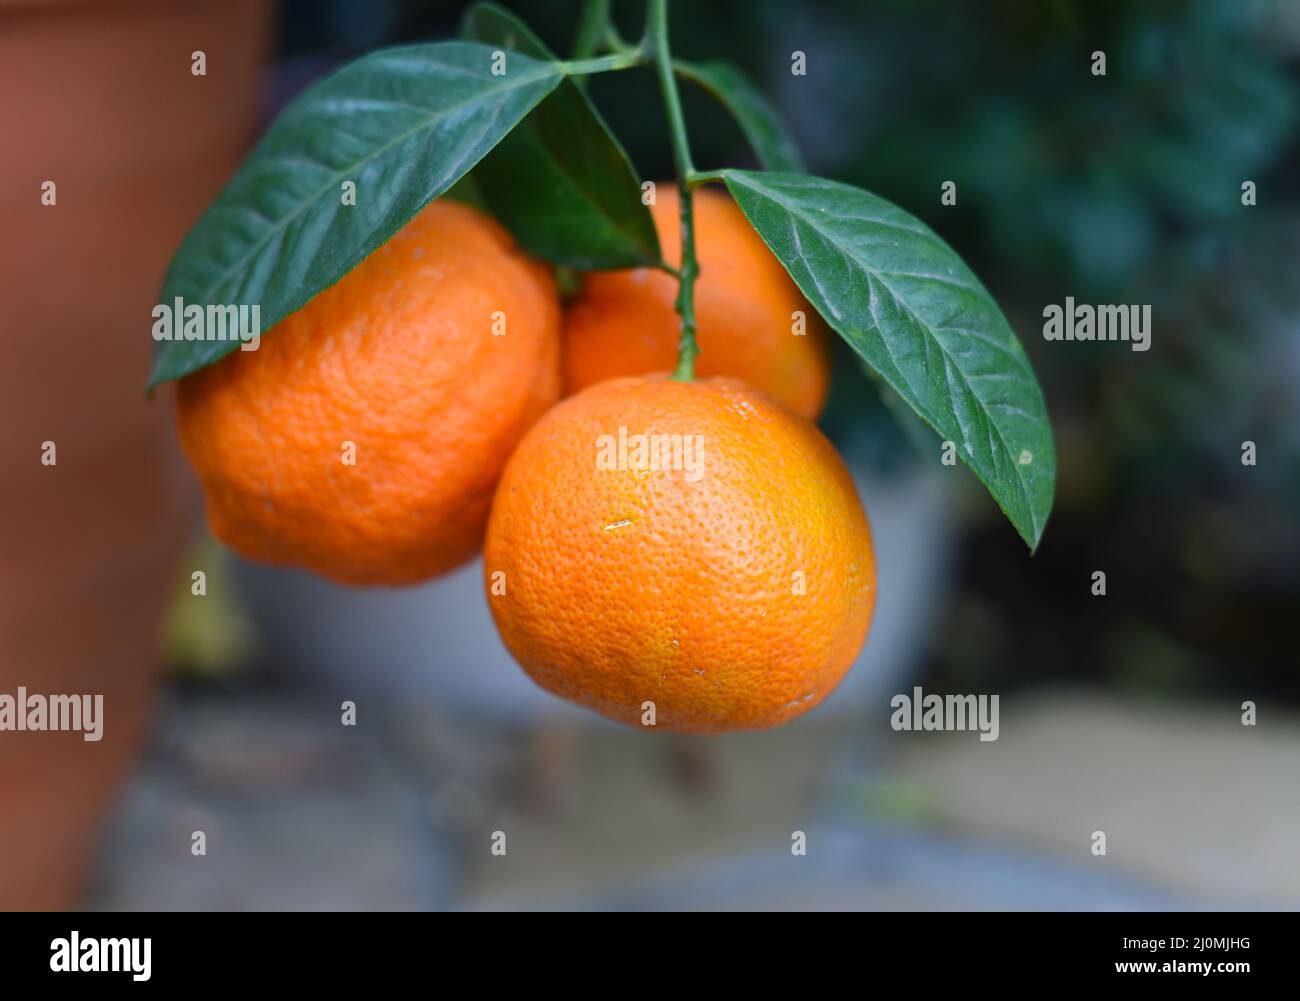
[
  {"x1": 722, "y1": 169, "x2": 1055, "y2": 549},
  {"x1": 675, "y1": 60, "x2": 805, "y2": 173},
  {"x1": 462, "y1": 3, "x2": 660, "y2": 270},
  {"x1": 149, "y1": 41, "x2": 564, "y2": 388}
]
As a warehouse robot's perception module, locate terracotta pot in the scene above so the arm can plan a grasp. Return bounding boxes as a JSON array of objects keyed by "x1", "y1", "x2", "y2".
[{"x1": 0, "y1": 0, "x2": 271, "y2": 909}]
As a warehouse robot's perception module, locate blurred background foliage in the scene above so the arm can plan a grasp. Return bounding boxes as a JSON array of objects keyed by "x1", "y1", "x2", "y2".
[{"x1": 262, "y1": 0, "x2": 1299, "y2": 699}]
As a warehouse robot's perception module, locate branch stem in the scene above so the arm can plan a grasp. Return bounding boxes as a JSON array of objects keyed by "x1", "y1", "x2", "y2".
[
  {"x1": 646, "y1": 0, "x2": 700, "y2": 382},
  {"x1": 571, "y1": 0, "x2": 611, "y2": 61},
  {"x1": 561, "y1": 51, "x2": 644, "y2": 75}
]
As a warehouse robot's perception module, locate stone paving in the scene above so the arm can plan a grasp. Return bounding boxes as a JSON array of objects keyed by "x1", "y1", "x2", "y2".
[{"x1": 87, "y1": 685, "x2": 1296, "y2": 910}]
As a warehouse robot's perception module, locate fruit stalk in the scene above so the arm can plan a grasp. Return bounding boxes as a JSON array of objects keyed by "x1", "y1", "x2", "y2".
[{"x1": 647, "y1": 0, "x2": 700, "y2": 382}]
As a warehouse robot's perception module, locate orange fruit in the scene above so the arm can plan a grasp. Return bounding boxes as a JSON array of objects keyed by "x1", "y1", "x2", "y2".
[
  {"x1": 484, "y1": 374, "x2": 875, "y2": 733},
  {"x1": 562, "y1": 185, "x2": 831, "y2": 420},
  {"x1": 177, "y1": 199, "x2": 561, "y2": 586}
]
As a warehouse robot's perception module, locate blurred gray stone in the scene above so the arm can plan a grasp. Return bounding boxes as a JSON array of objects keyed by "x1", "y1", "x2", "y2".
[{"x1": 89, "y1": 693, "x2": 460, "y2": 911}]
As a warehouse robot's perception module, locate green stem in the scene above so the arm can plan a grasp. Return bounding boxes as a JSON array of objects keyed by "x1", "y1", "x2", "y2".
[
  {"x1": 561, "y1": 51, "x2": 644, "y2": 76},
  {"x1": 647, "y1": 0, "x2": 700, "y2": 383},
  {"x1": 687, "y1": 168, "x2": 725, "y2": 188},
  {"x1": 604, "y1": 21, "x2": 635, "y2": 54},
  {"x1": 571, "y1": 0, "x2": 610, "y2": 86}
]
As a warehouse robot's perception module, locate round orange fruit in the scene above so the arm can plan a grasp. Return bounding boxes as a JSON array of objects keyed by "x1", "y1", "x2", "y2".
[
  {"x1": 177, "y1": 199, "x2": 561, "y2": 586},
  {"x1": 484, "y1": 374, "x2": 875, "y2": 733},
  {"x1": 562, "y1": 185, "x2": 831, "y2": 420}
]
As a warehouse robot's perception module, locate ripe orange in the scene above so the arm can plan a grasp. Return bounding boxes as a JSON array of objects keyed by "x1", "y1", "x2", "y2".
[
  {"x1": 562, "y1": 185, "x2": 831, "y2": 420},
  {"x1": 177, "y1": 199, "x2": 561, "y2": 586},
  {"x1": 484, "y1": 374, "x2": 875, "y2": 733}
]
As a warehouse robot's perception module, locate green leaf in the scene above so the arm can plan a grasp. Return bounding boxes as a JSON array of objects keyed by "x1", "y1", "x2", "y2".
[
  {"x1": 675, "y1": 60, "x2": 805, "y2": 173},
  {"x1": 721, "y1": 169, "x2": 1055, "y2": 549},
  {"x1": 149, "y1": 41, "x2": 564, "y2": 389},
  {"x1": 461, "y1": 3, "x2": 660, "y2": 270}
]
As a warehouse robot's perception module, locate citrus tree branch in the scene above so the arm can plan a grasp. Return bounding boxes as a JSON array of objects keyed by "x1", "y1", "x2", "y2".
[
  {"x1": 647, "y1": 0, "x2": 700, "y2": 382},
  {"x1": 572, "y1": 0, "x2": 611, "y2": 60}
]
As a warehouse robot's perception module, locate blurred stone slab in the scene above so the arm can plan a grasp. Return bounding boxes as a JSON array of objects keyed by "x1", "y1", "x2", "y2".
[
  {"x1": 461, "y1": 690, "x2": 1295, "y2": 911},
  {"x1": 887, "y1": 687, "x2": 1300, "y2": 907},
  {"x1": 471, "y1": 823, "x2": 1201, "y2": 911},
  {"x1": 459, "y1": 718, "x2": 851, "y2": 904},
  {"x1": 87, "y1": 684, "x2": 1299, "y2": 911},
  {"x1": 89, "y1": 692, "x2": 460, "y2": 911}
]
